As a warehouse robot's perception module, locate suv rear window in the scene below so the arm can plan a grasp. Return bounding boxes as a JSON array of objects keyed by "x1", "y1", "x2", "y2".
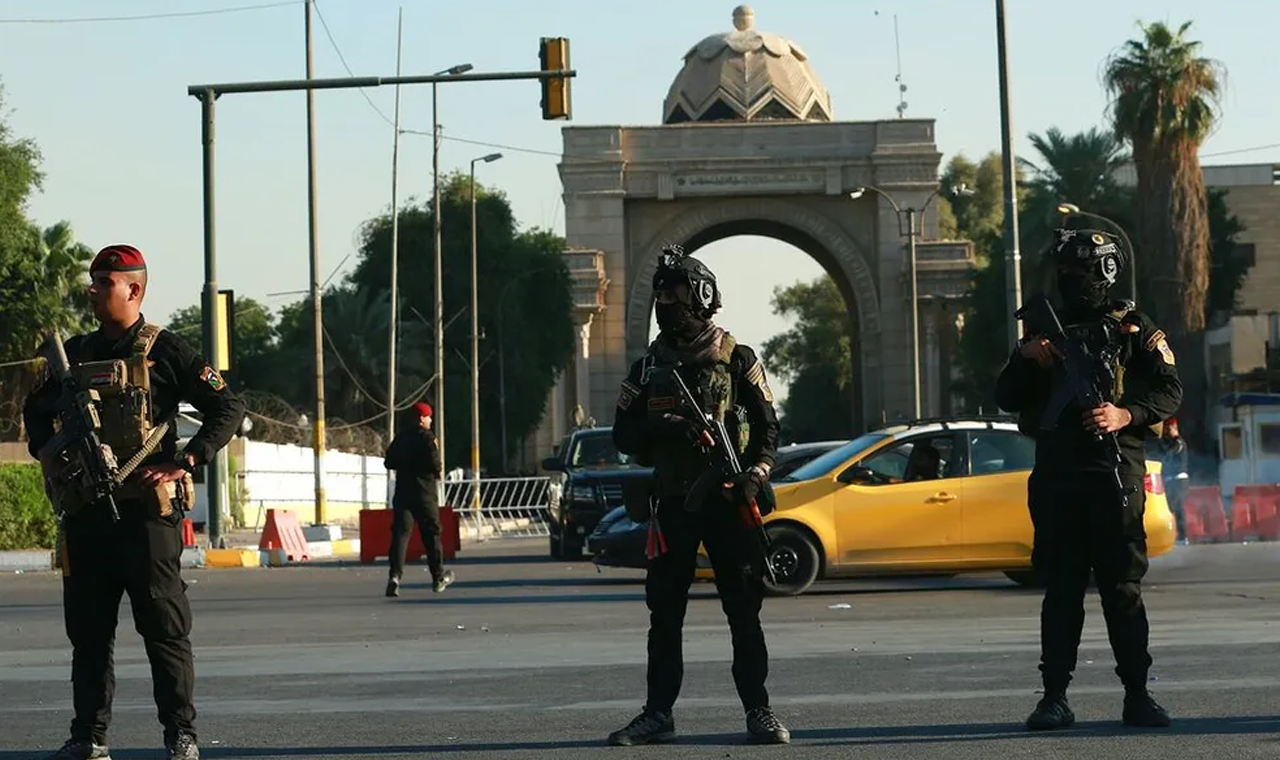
[{"x1": 570, "y1": 432, "x2": 632, "y2": 467}]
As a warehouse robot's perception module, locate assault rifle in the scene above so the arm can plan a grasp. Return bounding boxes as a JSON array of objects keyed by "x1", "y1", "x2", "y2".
[
  {"x1": 1014, "y1": 293, "x2": 1128, "y2": 506},
  {"x1": 40, "y1": 331, "x2": 122, "y2": 521},
  {"x1": 656, "y1": 366, "x2": 779, "y2": 587}
]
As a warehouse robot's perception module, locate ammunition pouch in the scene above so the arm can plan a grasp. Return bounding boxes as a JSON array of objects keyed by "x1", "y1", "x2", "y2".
[
  {"x1": 622, "y1": 476, "x2": 655, "y2": 523},
  {"x1": 117, "y1": 471, "x2": 196, "y2": 519}
]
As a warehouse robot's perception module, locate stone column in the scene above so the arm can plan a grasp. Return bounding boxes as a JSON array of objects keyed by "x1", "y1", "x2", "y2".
[
  {"x1": 925, "y1": 306, "x2": 940, "y2": 418},
  {"x1": 574, "y1": 314, "x2": 595, "y2": 423}
]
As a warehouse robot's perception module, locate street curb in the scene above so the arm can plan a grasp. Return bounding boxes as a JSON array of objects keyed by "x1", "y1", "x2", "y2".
[{"x1": 0, "y1": 550, "x2": 54, "y2": 572}]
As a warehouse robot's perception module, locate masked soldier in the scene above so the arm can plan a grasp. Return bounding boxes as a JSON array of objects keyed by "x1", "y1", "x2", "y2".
[
  {"x1": 995, "y1": 228, "x2": 1182, "y2": 731},
  {"x1": 606, "y1": 245, "x2": 787, "y2": 746},
  {"x1": 22, "y1": 245, "x2": 246, "y2": 760}
]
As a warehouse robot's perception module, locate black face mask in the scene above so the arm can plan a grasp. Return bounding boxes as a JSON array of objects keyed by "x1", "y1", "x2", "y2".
[
  {"x1": 1058, "y1": 270, "x2": 1108, "y2": 314},
  {"x1": 655, "y1": 302, "x2": 703, "y2": 338}
]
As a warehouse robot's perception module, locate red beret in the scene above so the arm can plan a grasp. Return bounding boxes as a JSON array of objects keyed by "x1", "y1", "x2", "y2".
[
  {"x1": 90, "y1": 244, "x2": 146, "y2": 273},
  {"x1": 413, "y1": 402, "x2": 433, "y2": 418}
]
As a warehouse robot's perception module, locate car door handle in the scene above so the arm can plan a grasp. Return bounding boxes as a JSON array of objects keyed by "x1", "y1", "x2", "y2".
[{"x1": 928, "y1": 492, "x2": 957, "y2": 503}]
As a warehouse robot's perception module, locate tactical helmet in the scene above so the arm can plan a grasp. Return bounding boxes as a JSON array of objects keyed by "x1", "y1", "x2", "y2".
[
  {"x1": 1051, "y1": 227, "x2": 1128, "y2": 289},
  {"x1": 652, "y1": 244, "x2": 721, "y2": 317}
]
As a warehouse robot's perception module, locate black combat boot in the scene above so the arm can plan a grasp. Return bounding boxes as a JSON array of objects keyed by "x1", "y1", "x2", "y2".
[
  {"x1": 606, "y1": 709, "x2": 676, "y2": 746},
  {"x1": 385, "y1": 576, "x2": 401, "y2": 597},
  {"x1": 433, "y1": 569, "x2": 455, "y2": 593},
  {"x1": 1026, "y1": 691, "x2": 1075, "y2": 731},
  {"x1": 40, "y1": 739, "x2": 111, "y2": 760},
  {"x1": 1122, "y1": 688, "x2": 1171, "y2": 728},
  {"x1": 166, "y1": 731, "x2": 199, "y2": 760},
  {"x1": 745, "y1": 706, "x2": 791, "y2": 744}
]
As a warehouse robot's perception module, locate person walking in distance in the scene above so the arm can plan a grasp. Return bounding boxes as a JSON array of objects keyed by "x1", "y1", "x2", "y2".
[
  {"x1": 996, "y1": 227, "x2": 1182, "y2": 731},
  {"x1": 1158, "y1": 418, "x2": 1189, "y2": 542},
  {"x1": 606, "y1": 245, "x2": 789, "y2": 746},
  {"x1": 384, "y1": 401, "x2": 454, "y2": 596},
  {"x1": 23, "y1": 244, "x2": 247, "y2": 760}
]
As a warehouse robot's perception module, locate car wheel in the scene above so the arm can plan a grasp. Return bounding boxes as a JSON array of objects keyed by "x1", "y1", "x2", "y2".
[
  {"x1": 1004, "y1": 570, "x2": 1041, "y2": 588},
  {"x1": 763, "y1": 525, "x2": 820, "y2": 597},
  {"x1": 562, "y1": 534, "x2": 585, "y2": 560}
]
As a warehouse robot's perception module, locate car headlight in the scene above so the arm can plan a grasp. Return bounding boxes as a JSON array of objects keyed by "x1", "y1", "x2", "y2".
[{"x1": 569, "y1": 484, "x2": 596, "y2": 502}]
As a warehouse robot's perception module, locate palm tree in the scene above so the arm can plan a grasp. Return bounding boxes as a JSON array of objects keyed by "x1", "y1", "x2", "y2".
[
  {"x1": 1103, "y1": 20, "x2": 1225, "y2": 335},
  {"x1": 1018, "y1": 127, "x2": 1133, "y2": 293}
]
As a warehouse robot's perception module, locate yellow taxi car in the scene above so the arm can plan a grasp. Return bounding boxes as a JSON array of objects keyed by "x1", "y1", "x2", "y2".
[{"x1": 697, "y1": 417, "x2": 1177, "y2": 596}]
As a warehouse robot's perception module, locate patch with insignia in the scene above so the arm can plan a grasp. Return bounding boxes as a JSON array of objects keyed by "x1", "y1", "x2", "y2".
[
  {"x1": 617, "y1": 380, "x2": 640, "y2": 411},
  {"x1": 745, "y1": 359, "x2": 775, "y2": 403},
  {"x1": 1145, "y1": 329, "x2": 1175, "y2": 366},
  {"x1": 199, "y1": 365, "x2": 227, "y2": 391},
  {"x1": 648, "y1": 396, "x2": 675, "y2": 411}
]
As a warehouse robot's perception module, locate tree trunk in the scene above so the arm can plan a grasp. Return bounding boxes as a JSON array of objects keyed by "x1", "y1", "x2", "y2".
[{"x1": 1134, "y1": 148, "x2": 1211, "y2": 337}]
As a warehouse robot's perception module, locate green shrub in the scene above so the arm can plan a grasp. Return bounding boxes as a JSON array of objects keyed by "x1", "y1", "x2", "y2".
[{"x1": 0, "y1": 463, "x2": 58, "y2": 550}]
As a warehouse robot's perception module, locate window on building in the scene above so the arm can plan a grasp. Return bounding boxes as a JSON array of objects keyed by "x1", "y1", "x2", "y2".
[
  {"x1": 1259, "y1": 423, "x2": 1280, "y2": 456},
  {"x1": 1234, "y1": 243, "x2": 1257, "y2": 267},
  {"x1": 1221, "y1": 425, "x2": 1244, "y2": 460}
]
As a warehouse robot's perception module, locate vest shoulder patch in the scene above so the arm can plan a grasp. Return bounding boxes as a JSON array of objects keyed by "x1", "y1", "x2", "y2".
[
  {"x1": 617, "y1": 380, "x2": 640, "y2": 410},
  {"x1": 744, "y1": 358, "x2": 774, "y2": 403},
  {"x1": 199, "y1": 365, "x2": 227, "y2": 391}
]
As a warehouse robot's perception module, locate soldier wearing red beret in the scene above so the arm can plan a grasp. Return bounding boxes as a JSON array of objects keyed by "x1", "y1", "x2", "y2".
[
  {"x1": 23, "y1": 244, "x2": 246, "y2": 760},
  {"x1": 382, "y1": 400, "x2": 454, "y2": 596}
]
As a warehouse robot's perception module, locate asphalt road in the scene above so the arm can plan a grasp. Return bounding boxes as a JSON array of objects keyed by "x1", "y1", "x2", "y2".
[{"x1": 2, "y1": 540, "x2": 1280, "y2": 759}]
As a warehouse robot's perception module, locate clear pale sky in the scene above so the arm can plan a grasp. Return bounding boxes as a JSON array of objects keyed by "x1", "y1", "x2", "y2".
[{"x1": 2, "y1": 1, "x2": 1276, "y2": 403}]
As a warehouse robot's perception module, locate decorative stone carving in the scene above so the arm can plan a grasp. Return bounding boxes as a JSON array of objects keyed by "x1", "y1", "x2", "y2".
[{"x1": 662, "y1": 6, "x2": 834, "y2": 124}]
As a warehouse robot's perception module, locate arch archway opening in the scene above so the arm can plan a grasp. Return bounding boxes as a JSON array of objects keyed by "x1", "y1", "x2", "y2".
[{"x1": 642, "y1": 229, "x2": 864, "y2": 443}]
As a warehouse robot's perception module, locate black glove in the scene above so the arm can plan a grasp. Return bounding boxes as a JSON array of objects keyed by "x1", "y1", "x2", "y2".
[
  {"x1": 655, "y1": 414, "x2": 702, "y2": 445},
  {"x1": 726, "y1": 466, "x2": 767, "y2": 506}
]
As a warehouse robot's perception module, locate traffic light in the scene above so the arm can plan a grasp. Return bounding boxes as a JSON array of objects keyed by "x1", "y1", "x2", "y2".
[{"x1": 539, "y1": 37, "x2": 571, "y2": 120}]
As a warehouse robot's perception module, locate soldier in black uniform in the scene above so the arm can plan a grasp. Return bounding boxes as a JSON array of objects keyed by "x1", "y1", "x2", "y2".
[
  {"x1": 383, "y1": 400, "x2": 454, "y2": 596},
  {"x1": 23, "y1": 245, "x2": 246, "y2": 760},
  {"x1": 606, "y1": 245, "x2": 789, "y2": 746},
  {"x1": 995, "y1": 228, "x2": 1182, "y2": 731}
]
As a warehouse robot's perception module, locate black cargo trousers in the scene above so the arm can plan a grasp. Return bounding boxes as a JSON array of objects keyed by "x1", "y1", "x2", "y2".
[
  {"x1": 388, "y1": 497, "x2": 444, "y2": 581},
  {"x1": 61, "y1": 499, "x2": 196, "y2": 744},
  {"x1": 644, "y1": 493, "x2": 770, "y2": 714},
  {"x1": 1028, "y1": 469, "x2": 1152, "y2": 693}
]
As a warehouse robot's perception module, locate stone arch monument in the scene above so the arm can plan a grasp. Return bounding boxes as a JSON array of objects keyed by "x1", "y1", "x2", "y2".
[{"x1": 525, "y1": 5, "x2": 975, "y2": 462}]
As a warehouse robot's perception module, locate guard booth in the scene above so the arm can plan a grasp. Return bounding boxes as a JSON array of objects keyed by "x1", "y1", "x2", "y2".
[{"x1": 1217, "y1": 392, "x2": 1280, "y2": 504}]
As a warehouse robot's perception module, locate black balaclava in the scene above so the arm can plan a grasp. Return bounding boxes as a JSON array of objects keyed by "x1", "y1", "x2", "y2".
[
  {"x1": 1052, "y1": 227, "x2": 1126, "y2": 317},
  {"x1": 652, "y1": 245, "x2": 719, "y2": 341}
]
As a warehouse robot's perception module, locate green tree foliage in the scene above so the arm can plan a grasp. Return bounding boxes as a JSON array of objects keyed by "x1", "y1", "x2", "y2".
[
  {"x1": 761, "y1": 277, "x2": 855, "y2": 442},
  {"x1": 166, "y1": 296, "x2": 278, "y2": 391},
  {"x1": 1104, "y1": 20, "x2": 1225, "y2": 335},
  {"x1": 346, "y1": 171, "x2": 575, "y2": 470},
  {"x1": 0, "y1": 463, "x2": 57, "y2": 550}
]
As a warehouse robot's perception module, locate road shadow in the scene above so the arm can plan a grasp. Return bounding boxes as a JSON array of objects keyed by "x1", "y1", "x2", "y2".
[{"x1": 4, "y1": 717, "x2": 1276, "y2": 758}]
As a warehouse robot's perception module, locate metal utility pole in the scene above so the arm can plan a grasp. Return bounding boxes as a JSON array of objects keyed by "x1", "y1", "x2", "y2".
[
  {"x1": 198, "y1": 89, "x2": 228, "y2": 549},
  {"x1": 187, "y1": 64, "x2": 577, "y2": 525},
  {"x1": 385, "y1": 8, "x2": 404, "y2": 508},
  {"x1": 430, "y1": 63, "x2": 472, "y2": 493},
  {"x1": 304, "y1": 0, "x2": 328, "y2": 526},
  {"x1": 996, "y1": 0, "x2": 1023, "y2": 348},
  {"x1": 470, "y1": 152, "x2": 502, "y2": 537},
  {"x1": 905, "y1": 207, "x2": 921, "y2": 420}
]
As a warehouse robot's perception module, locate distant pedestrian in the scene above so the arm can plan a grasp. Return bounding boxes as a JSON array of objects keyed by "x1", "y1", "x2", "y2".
[{"x1": 384, "y1": 401, "x2": 453, "y2": 596}]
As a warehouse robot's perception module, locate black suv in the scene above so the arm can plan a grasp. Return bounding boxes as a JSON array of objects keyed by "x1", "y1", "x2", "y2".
[{"x1": 541, "y1": 426, "x2": 652, "y2": 559}]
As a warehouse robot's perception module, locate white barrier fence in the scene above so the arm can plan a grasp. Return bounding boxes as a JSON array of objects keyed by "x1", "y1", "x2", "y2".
[{"x1": 232, "y1": 469, "x2": 554, "y2": 541}]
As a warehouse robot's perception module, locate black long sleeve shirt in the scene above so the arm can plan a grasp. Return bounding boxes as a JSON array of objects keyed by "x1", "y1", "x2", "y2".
[
  {"x1": 613, "y1": 343, "x2": 781, "y2": 473},
  {"x1": 384, "y1": 427, "x2": 443, "y2": 508},
  {"x1": 22, "y1": 315, "x2": 246, "y2": 467},
  {"x1": 995, "y1": 308, "x2": 1182, "y2": 478}
]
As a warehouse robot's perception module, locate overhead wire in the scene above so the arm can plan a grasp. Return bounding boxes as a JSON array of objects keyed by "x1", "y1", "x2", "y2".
[{"x1": 0, "y1": 1, "x2": 301, "y2": 24}]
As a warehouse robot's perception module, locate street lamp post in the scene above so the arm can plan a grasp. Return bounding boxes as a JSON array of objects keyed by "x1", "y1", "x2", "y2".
[
  {"x1": 1056, "y1": 202, "x2": 1138, "y2": 304},
  {"x1": 850, "y1": 184, "x2": 973, "y2": 420},
  {"x1": 470, "y1": 152, "x2": 503, "y2": 538},
  {"x1": 431, "y1": 62, "x2": 472, "y2": 499}
]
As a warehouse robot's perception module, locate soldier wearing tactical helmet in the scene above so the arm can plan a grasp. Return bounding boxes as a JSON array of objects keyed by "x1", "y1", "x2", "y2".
[
  {"x1": 995, "y1": 226, "x2": 1182, "y2": 731},
  {"x1": 23, "y1": 244, "x2": 246, "y2": 760},
  {"x1": 607, "y1": 245, "x2": 787, "y2": 746}
]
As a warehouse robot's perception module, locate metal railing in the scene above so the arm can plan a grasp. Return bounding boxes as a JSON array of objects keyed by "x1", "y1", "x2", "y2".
[{"x1": 446, "y1": 476, "x2": 553, "y2": 540}]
